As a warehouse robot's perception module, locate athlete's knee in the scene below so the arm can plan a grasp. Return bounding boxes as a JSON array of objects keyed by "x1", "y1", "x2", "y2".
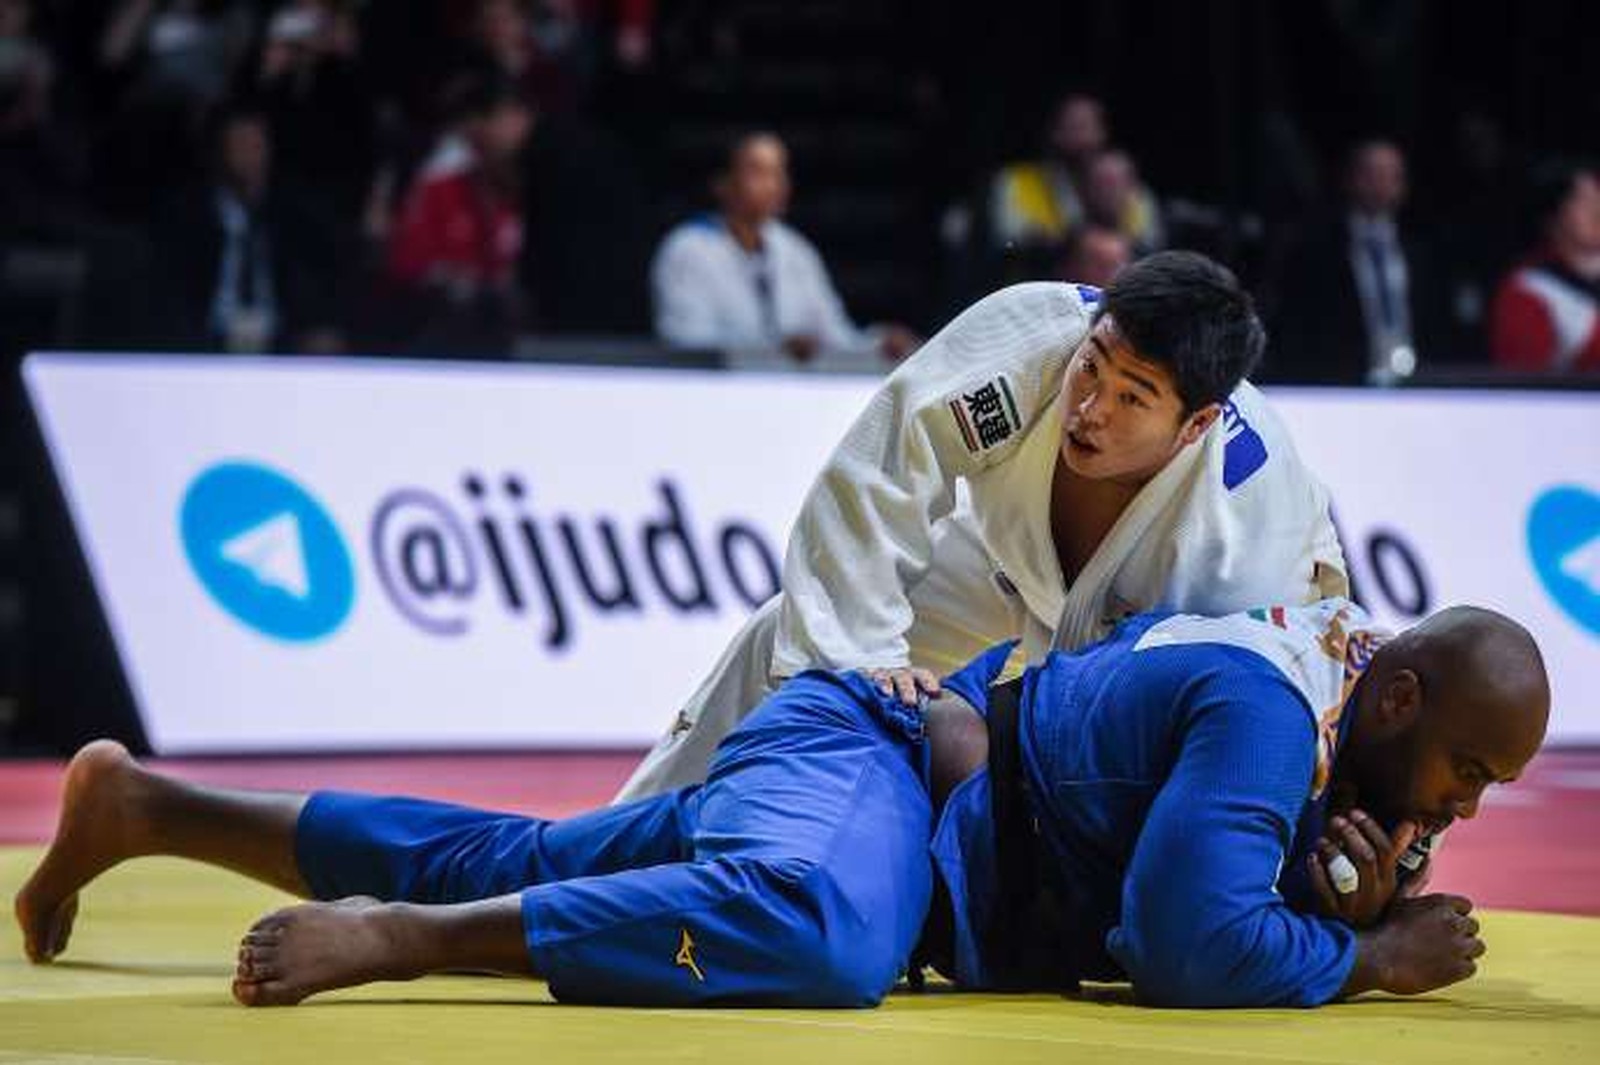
[
  {"x1": 756, "y1": 863, "x2": 902, "y2": 1007},
  {"x1": 809, "y1": 937, "x2": 901, "y2": 1007}
]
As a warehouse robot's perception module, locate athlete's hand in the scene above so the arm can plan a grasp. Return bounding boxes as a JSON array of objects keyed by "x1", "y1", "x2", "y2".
[
  {"x1": 1307, "y1": 809, "x2": 1418, "y2": 928},
  {"x1": 866, "y1": 667, "x2": 941, "y2": 707},
  {"x1": 1346, "y1": 894, "x2": 1484, "y2": 997}
]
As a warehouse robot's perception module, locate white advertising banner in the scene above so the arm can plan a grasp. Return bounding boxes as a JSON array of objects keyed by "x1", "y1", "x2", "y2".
[
  {"x1": 23, "y1": 355, "x2": 1600, "y2": 750},
  {"x1": 1270, "y1": 387, "x2": 1600, "y2": 742},
  {"x1": 24, "y1": 355, "x2": 874, "y2": 752}
]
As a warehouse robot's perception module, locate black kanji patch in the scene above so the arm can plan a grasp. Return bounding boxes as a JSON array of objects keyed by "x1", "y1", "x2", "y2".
[{"x1": 947, "y1": 376, "x2": 1023, "y2": 454}]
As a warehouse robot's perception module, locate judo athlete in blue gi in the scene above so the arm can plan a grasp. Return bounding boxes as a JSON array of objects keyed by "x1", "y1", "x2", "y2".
[{"x1": 15, "y1": 601, "x2": 1548, "y2": 1009}]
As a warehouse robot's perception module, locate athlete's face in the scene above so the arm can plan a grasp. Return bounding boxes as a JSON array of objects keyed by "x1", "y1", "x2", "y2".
[
  {"x1": 1347, "y1": 665, "x2": 1547, "y2": 837},
  {"x1": 1058, "y1": 315, "x2": 1218, "y2": 485}
]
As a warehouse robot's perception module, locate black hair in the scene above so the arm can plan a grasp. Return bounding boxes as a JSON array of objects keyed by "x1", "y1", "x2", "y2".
[
  {"x1": 1524, "y1": 159, "x2": 1595, "y2": 243},
  {"x1": 437, "y1": 70, "x2": 527, "y2": 127},
  {"x1": 1345, "y1": 136, "x2": 1402, "y2": 169},
  {"x1": 718, "y1": 129, "x2": 782, "y2": 175},
  {"x1": 1097, "y1": 250, "x2": 1265, "y2": 413}
]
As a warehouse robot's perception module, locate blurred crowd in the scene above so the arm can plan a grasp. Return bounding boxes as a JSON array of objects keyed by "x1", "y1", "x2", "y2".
[
  {"x1": 1, "y1": 0, "x2": 1597, "y2": 381},
  {"x1": 1, "y1": 0, "x2": 655, "y2": 360}
]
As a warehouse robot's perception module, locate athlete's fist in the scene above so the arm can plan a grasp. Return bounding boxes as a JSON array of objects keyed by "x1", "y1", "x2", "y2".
[{"x1": 1361, "y1": 894, "x2": 1484, "y2": 996}]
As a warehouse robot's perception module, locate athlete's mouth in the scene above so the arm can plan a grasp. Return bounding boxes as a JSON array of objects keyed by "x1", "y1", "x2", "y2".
[{"x1": 1066, "y1": 428, "x2": 1101, "y2": 455}]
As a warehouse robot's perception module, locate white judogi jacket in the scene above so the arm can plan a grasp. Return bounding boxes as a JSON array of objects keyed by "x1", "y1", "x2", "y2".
[{"x1": 617, "y1": 282, "x2": 1349, "y2": 800}]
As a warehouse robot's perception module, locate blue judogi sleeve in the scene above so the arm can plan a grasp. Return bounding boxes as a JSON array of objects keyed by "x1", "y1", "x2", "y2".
[{"x1": 1105, "y1": 669, "x2": 1357, "y2": 1007}]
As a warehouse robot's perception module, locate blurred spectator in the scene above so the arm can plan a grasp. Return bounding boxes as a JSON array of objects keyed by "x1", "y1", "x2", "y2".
[
  {"x1": 1079, "y1": 149, "x2": 1164, "y2": 256},
  {"x1": 448, "y1": 0, "x2": 655, "y2": 118},
  {"x1": 0, "y1": 0, "x2": 51, "y2": 131},
  {"x1": 1270, "y1": 139, "x2": 1441, "y2": 384},
  {"x1": 93, "y1": 0, "x2": 257, "y2": 217},
  {"x1": 149, "y1": 106, "x2": 345, "y2": 353},
  {"x1": 607, "y1": 0, "x2": 656, "y2": 72},
  {"x1": 0, "y1": 0, "x2": 84, "y2": 236},
  {"x1": 460, "y1": 0, "x2": 572, "y2": 115},
  {"x1": 256, "y1": 0, "x2": 376, "y2": 219},
  {"x1": 98, "y1": 0, "x2": 254, "y2": 106},
  {"x1": 385, "y1": 74, "x2": 533, "y2": 356},
  {"x1": 1056, "y1": 225, "x2": 1131, "y2": 289},
  {"x1": 650, "y1": 131, "x2": 918, "y2": 370},
  {"x1": 989, "y1": 93, "x2": 1105, "y2": 251},
  {"x1": 1489, "y1": 163, "x2": 1600, "y2": 373}
]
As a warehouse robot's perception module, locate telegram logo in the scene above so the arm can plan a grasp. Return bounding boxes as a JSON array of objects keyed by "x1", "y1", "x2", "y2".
[
  {"x1": 180, "y1": 462, "x2": 355, "y2": 641},
  {"x1": 1527, "y1": 485, "x2": 1600, "y2": 638}
]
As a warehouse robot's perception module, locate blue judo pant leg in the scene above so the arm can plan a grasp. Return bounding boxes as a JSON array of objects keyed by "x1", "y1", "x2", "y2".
[
  {"x1": 296, "y1": 787, "x2": 699, "y2": 905},
  {"x1": 294, "y1": 672, "x2": 935, "y2": 1007},
  {"x1": 519, "y1": 674, "x2": 936, "y2": 1006}
]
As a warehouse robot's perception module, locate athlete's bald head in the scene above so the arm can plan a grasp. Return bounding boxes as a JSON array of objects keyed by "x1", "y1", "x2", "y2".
[
  {"x1": 1343, "y1": 606, "x2": 1549, "y2": 833},
  {"x1": 1388, "y1": 606, "x2": 1550, "y2": 740}
]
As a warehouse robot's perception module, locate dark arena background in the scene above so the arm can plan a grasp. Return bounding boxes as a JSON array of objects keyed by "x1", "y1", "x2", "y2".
[{"x1": 2, "y1": 2, "x2": 1598, "y2": 1062}]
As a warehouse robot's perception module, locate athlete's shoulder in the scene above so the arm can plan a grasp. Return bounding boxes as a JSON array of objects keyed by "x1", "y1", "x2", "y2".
[
  {"x1": 876, "y1": 283, "x2": 1086, "y2": 464},
  {"x1": 927, "y1": 282, "x2": 1092, "y2": 365},
  {"x1": 1135, "y1": 600, "x2": 1383, "y2": 709},
  {"x1": 975, "y1": 279, "x2": 1095, "y2": 316}
]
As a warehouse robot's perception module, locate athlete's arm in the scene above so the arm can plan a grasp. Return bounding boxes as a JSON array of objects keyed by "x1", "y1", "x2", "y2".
[{"x1": 1108, "y1": 670, "x2": 1356, "y2": 1007}]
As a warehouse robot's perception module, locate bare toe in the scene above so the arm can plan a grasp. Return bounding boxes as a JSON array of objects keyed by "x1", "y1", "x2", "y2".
[
  {"x1": 46, "y1": 896, "x2": 78, "y2": 960},
  {"x1": 228, "y1": 900, "x2": 418, "y2": 1007},
  {"x1": 233, "y1": 978, "x2": 268, "y2": 1006},
  {"x1": 236, "y1": 944, "x2": 280, "y2": 983}
]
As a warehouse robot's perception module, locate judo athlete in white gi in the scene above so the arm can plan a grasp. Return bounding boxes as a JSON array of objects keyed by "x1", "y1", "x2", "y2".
[{"x1": 618, "y1": 250, "x2": 1349, "y2": 801}]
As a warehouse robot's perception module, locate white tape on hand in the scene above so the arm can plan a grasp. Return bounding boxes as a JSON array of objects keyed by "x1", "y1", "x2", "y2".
[{"x1": 1327, "y1": 852, "x2": 1360, "y2": 896}]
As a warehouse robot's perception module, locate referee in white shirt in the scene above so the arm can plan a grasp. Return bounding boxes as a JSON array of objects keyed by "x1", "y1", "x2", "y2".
[{"x1": 650, "y1": 131, "x2": 919, "y2": 371}]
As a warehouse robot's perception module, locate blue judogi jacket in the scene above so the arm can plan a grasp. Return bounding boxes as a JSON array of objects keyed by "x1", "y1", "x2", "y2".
[{"x1": 932, "y1": 612, "x2": 1360, "y2": 1007}]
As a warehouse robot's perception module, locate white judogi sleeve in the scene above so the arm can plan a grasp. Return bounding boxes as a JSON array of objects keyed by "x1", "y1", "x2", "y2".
[{"x1": 771, "y1": 282, "x2": 1093, "y2": 675}]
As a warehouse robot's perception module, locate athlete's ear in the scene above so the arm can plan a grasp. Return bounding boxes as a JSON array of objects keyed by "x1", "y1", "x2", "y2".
[
  {"x1": 1377, "y1": 668, "x2": 1425, "y2": 733},
  {"x1": 1178, "y1": 403, "x2": 1221, "y2": 446}
]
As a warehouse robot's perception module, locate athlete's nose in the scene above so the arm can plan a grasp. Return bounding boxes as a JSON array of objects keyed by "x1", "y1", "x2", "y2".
[{"x1": 1077, "y1": 388, "x2": 1108, "y2": 427}]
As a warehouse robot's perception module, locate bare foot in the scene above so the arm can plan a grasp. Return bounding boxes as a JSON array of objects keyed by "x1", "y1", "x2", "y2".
[
  {"x1": 13, "y1": 740, "x2": 153, "y2": 963},
  {"x1": 232, "y1": 898, "x2": 424, "y2": 1006}
]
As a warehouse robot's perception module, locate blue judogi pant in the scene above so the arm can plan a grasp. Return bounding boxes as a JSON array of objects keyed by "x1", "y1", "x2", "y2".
[{"x1": 294, "y1": 672, "x2": 934, "y2": 1006}]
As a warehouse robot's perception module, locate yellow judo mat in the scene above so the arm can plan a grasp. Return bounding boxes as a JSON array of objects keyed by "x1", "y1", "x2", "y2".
[{"x1": 2, "y1": 848, "x2": 1597, "y2": 1065}]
